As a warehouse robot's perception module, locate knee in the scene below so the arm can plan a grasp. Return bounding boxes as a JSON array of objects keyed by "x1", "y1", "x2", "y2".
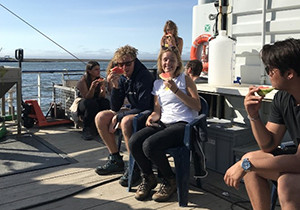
[
  {"x1": 142, "y1": 139, "x2": 156, "y2": 159},
  {"x1": 95, "y1": 111, "x2": 111, "y2": 128},
  {"x1": 277, "y1": 174, "x2": 297, "y2": 203},
  {"x1": 241, "y1": 151, "x2": 258, "y2": 160},
  {"x1": 120, "y1": 115, "x2": 133, "y2": 129}
]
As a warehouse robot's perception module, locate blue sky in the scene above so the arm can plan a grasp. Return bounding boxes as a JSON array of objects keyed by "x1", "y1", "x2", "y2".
[{"x1": 0, "y1": 0, "x2": 199, "y2": 60}]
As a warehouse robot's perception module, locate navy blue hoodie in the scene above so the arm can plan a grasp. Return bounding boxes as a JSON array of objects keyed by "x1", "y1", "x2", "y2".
[{"x1": 110, "y1": 58, "x2": 154, "y2": 122}]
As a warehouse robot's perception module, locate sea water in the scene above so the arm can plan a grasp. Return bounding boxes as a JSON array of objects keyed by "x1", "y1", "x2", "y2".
[{"x1": 1, "y1": 60, "x2": 157, "y2": 113}]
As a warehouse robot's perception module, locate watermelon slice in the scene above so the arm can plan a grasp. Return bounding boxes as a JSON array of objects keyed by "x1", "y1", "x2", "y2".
[
  {"x1": 111, "y1": 67, "x2": 124, "y2": 75},
  {"x1": 97, "y1": 78, "x2": 105, "y2": 82},
  {"x1": 257, "y1": 86, "x2": 274, "y2": 96},
  {"x1": 159, "y1": 72, "x2": 171, "y2": 81}
]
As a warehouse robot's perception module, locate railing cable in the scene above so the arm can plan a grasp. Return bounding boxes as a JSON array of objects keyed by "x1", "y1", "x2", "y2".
[{"x1": 0, "y1": 3, "x2": 86, "y2": 65}]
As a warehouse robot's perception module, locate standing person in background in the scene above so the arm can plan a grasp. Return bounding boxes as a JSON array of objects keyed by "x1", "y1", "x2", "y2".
[
  {"x1": 94, "y1": 45, "x2": 154, "y2": 188},
  {"x1": 76, "y1": 60, "x2": 110, "y2": 140},
  {"x1": 160, "y1": 20, "x2": 183, "y2": 55},
  {"x1": 185, "y1": 59, "x2": 203, "y2": 82},
  {"x1": 129, "y1": 46, "x2": 201, "y2": 202},
  {"x1": 224, "y1": 38, "x2": 300, "y2": 210}
]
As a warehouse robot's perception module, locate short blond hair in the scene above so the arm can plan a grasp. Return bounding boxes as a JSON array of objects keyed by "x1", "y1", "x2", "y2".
[{"x1": 113, "y1": 45, "x2": 138, "y2": 62}]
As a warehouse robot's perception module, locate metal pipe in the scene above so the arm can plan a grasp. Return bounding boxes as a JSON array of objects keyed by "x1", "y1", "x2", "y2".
[
  {"x1": 261, "y1": 0, "x2": 267, "y2": 84},
  {"x1": 38, "y1": 73, "x2": 41, "y2": 105}
]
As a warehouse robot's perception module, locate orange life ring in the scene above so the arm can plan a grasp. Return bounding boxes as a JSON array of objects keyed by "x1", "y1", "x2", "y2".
[{"x1": 190, "y1": 34, "x2": 211, "y2": 73}]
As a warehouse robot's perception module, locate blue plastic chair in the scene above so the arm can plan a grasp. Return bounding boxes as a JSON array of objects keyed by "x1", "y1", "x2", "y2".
[{"x1": 127, "y1": 96, "x2": 209, "y2": 207}]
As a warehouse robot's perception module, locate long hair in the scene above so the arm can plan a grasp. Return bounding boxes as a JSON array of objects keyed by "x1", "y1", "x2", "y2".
[
  {"x1": 163, "y1": 20, "x2": 178, "y2": 37},
  {"x1": 85, "y1": 60, "x2": 100, "y2": 88},
  {"x1": 157, "y1": 46, "x2": 183, "y2": 77},
  {"x1": 261, "y1": 38, "x2": 300, "y2": 76}
]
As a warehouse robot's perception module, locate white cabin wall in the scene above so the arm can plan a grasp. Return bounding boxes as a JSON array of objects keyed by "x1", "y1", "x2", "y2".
[{"x1": 228, "y1": 0, "x2": 300, "y2": 85}]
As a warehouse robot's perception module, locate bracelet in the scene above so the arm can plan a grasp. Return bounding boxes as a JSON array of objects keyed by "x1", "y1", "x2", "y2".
[
  {"x1": 247, "y1": 115, "x2": 260, "y2": 121},
  {"x1": 174, "y1": 88, "x2": 179, "y2": 94}
]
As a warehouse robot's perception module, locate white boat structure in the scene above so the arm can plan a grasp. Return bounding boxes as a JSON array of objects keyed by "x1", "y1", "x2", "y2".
[{"x1": 1, "y1": 0, "x2": 300, "y2": 209}]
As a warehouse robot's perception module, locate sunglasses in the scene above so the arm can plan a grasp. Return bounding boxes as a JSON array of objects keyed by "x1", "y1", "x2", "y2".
[
  {"x1": 117, "y1": 59, "x2": 134, "y2": 67},
  {"x1": 161, "y1": 45, "x2": 178, "y2": 52},
  {"x1": 265, "y1": 66, "x2": 277, "y2": 75}
]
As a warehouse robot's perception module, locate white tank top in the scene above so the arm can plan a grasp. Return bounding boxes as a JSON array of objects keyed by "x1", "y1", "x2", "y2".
[{"x1": 152, "y1": 73, "x2": 198, "y2": 124}]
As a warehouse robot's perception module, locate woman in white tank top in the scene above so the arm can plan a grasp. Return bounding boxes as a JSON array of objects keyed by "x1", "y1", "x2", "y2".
[{"x1": 129, "y1": 47, "x2": 201, "y2": 202}]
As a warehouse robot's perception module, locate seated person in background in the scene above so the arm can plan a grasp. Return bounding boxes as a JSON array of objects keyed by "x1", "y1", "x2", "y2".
[
  {"x1": 185, "y1": 59, "x2": 203, "y2": 82},
  {"x1": 160, "y1": 20, "x2": 183, "y2": 55},
  {"x1": 224, "y1": 38, "x2": 300, "y2": 210},
  {"x1": 76, "y1": 60, "x2": 110, "y2": 140},
  {"x1": 94, "y1": 45, "x2": 154, "y2": 186},
  {"x1": 129, "y1": 47, "x2": 201, "y2": 202}
]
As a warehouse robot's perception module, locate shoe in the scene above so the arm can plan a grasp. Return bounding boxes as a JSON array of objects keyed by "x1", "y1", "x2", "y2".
[
  {"x1": 135, "y1": 174, "x2": 157, "y2": 201},
  {"x1": 152, "y1": 177, "x2": 177, "y2": 202},
  {"x1": 81, "y1": 127, "x2": 93, "y2": 140},
  {"x1": 95, "y1": 154, "x2": 124, "y2": 175},
  {"x1": 119, "y1": 165, "x2": 141, "y2": 187}
]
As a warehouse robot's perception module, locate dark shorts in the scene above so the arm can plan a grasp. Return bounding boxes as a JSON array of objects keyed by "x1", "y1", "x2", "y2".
[
  {"x1": 271, "y1": 146, "x2": 297, "y2": 156},
  {"x1": 271, "y1": 144, "x2": 297, "y2": 185}
]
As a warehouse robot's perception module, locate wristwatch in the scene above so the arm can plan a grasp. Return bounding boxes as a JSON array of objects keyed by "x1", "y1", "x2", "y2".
[{"x1": 241, "y1": 158, "x2": 252, "y2": 172}]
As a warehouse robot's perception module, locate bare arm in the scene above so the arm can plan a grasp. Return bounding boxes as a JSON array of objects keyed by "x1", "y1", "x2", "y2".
[
  {"x1": 177, "y1": 37, "x2": 183, "y2": 55},
  {"x1": 164, "y1": 75, "x2": 200, "y2": 112},
  {"x1": 146, "y1": 95, "x2": 161, "y2": 126},
  {"x1": 244, "y1": 86, "x2": 285, "y2": 152}
]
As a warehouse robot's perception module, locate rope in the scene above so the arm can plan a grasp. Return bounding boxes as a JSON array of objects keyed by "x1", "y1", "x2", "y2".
[{"x1": 0, "y1": 3, "x2": 86, "y2": 65}]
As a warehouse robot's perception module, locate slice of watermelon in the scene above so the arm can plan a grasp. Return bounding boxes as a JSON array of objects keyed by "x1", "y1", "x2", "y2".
[
  {"x1": 257, "y1": 86, "x2": 274, "y2": 96},
  {"x1": 97, "y1": 78, "x2": 105, "y2": 82},
  {"x1": 159, "y1": 72, "x2": 171, "y2": 81},
  {"x1": 111, "y1": 67, "x2": 124, "y2": 75}
]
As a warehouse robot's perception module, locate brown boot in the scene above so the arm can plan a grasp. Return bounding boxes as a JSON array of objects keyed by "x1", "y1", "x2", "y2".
[
  {"x1": 152, "y1": 177, "x2": 176, "y2": 202},
  {"x1": 135, "y1": 174, "x2": 157, "y2": 201}
]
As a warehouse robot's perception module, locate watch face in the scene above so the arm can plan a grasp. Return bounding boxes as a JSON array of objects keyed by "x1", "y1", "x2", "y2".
[{"x1": 242, "y1": 158, "x2": 251, "y2": 171}]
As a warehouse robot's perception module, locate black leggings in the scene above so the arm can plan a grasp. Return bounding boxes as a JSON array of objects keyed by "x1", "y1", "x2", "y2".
[
  {"x1": 78, "y1": 97, "x2": 110, "y2": 128},
  {"x1": 129, "y1": 121, "x2": 187, "y2": 178}
]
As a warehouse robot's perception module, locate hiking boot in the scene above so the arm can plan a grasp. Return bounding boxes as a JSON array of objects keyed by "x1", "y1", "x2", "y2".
[
  {"x1": 81, "y1": 127, "x2": 93, "y2": 140},
  {"x1": 135, "y1": 174, "x2": 157, "y2": 201},
  {"x1": 119, "y1": 165, "x2": 141, "y2": 187},
  {"x1": 152, "y1": 177, "x2": 177, "y2": 202},
  {"x1": 95, "y1": 154, "x2": 124, "y2": 175}
]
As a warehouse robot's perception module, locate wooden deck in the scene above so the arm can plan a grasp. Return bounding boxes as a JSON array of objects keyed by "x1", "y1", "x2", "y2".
[{"x1": 0, "y1": 123, "x2": 271, "y2": 210}]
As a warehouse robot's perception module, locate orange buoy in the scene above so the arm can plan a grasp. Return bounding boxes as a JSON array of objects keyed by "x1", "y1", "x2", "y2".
[{"x1": 190, "y1": 34, "x2": 211, "y2": 74}]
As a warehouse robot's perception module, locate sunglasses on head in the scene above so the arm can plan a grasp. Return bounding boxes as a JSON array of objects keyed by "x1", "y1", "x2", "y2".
[
  {"x1": 161, "y1": 45, "x2": 178, "y2": 52},
  {"x1": 117, "y1": 59, "x2": 134, "y2": 67}
]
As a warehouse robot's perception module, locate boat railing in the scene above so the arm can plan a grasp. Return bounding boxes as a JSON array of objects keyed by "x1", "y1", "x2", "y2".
[{"x1": 1, "y1": 69, "x2": 104, "y2": 117}]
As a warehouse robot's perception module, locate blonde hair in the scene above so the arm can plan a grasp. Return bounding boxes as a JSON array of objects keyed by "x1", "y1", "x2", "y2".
[
  {"x1": 157, "y1": 47, "x2": 183, "y2": 77},
  {"x1": 113, "y1": 45, "x2": 138, "y2": 62}
]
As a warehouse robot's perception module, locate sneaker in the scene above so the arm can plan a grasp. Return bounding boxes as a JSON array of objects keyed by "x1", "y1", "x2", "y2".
[
  {"x1": 152, "y1": 177, "x2": 177, "y2": 202},
  {"x1": 81, "y1": 127, "x2": 93, "y2": 140},
  {"x1": 135, "y1": 174, "x2": 157, "y2": 201},
  {"x1": 95, "y1": 154, "x2": 124, "y2": 175},
  {"x1": 119, "y1": 165, "x2": 141, "y2": 187}
]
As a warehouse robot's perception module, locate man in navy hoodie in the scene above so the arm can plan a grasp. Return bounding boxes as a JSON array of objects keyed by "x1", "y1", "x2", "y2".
[{"x1": 95, "y1": 45, "x2": 154, "y2": 187}]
